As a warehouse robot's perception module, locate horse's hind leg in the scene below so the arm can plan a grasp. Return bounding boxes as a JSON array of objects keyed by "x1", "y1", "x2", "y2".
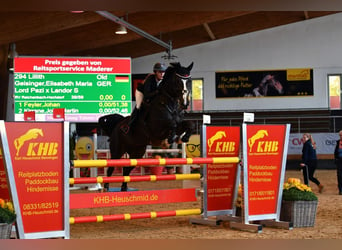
[
  {"x1": 120, "y1": 147, "x2": 147, "y2": 191},
  {"x1": 105, "y1": 130, "x2": 126, "y2": 192},
  {"x1": 121, "y1": 166, "x2": 134, "y2": 191},
  {"x1": 104, "y1": 167, "x2": 115, "y2": 191}
]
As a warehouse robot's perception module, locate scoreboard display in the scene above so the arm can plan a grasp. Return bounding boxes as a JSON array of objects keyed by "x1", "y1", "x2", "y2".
[{"x1": 13, "y1": 57, "x2": 132, "y2": 122}]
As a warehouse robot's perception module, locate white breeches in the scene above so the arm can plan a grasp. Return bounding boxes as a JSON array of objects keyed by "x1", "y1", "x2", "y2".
[{"x1": 135, "y1": 89, "x2": 144, "y2": 109}]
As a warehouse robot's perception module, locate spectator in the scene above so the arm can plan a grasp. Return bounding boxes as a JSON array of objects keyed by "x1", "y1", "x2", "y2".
[
  {"x1": 334, "y1": 130, "x2": 342, "y2": 195},
  {"x1": 300, "y1": 133, "x2": 324, "y2": 193}
]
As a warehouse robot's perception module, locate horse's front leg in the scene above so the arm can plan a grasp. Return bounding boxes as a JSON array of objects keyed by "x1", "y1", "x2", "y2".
[
  {"x1": 180, "y1": 120, "x2": 194, "y2": 143},
  {"x1": 167, "y1": 119, "x2": 178, "y2": 144},
  {"x1": 121, "y1": 166, "x2": 135, "y2": 191},
  {"x1": 168, "y1": 130, "x2": 177, "y2": 144}
]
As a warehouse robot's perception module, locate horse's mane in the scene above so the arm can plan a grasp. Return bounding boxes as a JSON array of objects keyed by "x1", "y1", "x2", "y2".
[
  {"x1": 159, "y1": 64, "x2": 176, "y2": 86},
  {"x1": 158, "y1": 62, "x2": 193, "y2": 91}
]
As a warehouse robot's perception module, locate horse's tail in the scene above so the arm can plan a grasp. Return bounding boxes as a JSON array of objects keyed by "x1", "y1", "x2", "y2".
[{"x1": 99, "y1": 114, "x2": 124, "y2": 136}]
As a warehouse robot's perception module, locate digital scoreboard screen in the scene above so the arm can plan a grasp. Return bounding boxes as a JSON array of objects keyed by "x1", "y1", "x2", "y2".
[{"x1": 13, "y1": 57, "x2": 132, "y2": 122}]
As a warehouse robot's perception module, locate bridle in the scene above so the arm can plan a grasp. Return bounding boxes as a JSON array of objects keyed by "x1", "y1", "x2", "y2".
[{"x1": 176, "y1": 73, "x2": 191, "y2": 109}]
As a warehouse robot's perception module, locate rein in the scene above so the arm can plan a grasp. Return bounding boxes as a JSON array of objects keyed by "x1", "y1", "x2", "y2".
[{"x1": 157, "y1": 89, "x2": 180, "y2": 115}]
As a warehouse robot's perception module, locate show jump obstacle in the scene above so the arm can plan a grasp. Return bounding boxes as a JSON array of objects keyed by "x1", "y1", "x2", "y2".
[
  {"x1": 0, "y1": 120, "x2": 292, "y2": 239},
  {"x1": 69, "y1": 157, "x2": 239, "y2": 224}
]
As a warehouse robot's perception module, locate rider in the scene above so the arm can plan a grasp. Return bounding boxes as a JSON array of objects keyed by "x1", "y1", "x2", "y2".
[{"x1": 127, "y1": 62, "x2": 167, "y2": 131}]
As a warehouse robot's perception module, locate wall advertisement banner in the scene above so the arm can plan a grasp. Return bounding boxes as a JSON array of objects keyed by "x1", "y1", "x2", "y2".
[
  {"x1": 288, "y1": 133, "x2": 338, "y2": 155},
  {"x1": 216, "y1": 68, "x2": 313, "y2": 98}
]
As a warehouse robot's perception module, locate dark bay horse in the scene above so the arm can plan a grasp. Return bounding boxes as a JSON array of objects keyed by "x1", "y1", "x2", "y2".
[{"x1": 99, "y1": 62, "x2": 194, "y2": 191}]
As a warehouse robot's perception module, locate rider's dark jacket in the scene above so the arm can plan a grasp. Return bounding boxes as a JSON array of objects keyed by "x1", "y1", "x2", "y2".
[{"x1": 137, "y1": 74, "x2": 161, "y2": 104}]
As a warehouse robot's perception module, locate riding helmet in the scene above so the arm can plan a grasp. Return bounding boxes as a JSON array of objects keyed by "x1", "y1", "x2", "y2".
[{"x1": 153, "y1": 62, "x2": 166, "y2": 72}]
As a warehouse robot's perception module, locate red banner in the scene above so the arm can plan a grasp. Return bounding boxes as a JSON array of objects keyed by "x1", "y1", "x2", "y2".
[
  {"x1": 70, "y1": 188, "x2": 197, "y2": 209},
  {"x1": 205, "y1": 126, "x2": 240, "y2": 211},
  {"x1": 5, "y1": 122, "x2": 65, "y2": 233},
  {"x1": 246, "y1": 124, "x2": 286, "y2": 216},
  {"x1": 0, "y1": 149, "x2": 11, "y2": 201}
]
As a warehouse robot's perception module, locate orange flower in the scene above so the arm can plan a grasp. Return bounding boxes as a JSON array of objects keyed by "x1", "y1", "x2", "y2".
[{"x1": 0, "y1": 198, "x2": 5, "y2": 208}]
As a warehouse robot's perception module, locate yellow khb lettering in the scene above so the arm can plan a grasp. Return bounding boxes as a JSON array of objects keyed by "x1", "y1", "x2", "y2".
[
  {"x1": 215, "y1": 142, "x2": 223, "y2": 152},
  {"x1": 27, "y1": 143, "x2": 39, "y2": 156},
  {"x1": 48, "y1": 142, "x2": 58, "y2": 155},
  {"x1": 222, "y1": 142, "x2": 235, "y2": 152},
  {"x1": 215, "y1": 141, "x2": 235, "y2": 152},
  {"x1": 27, "y1": 142, "x2": 58, "y2": 156},
  {"x1": 37, "y1": 142, "x2": 51, "y2": 155},
  {"x1": 257, "y1": 141, "x2": 279, "y2": 152}
]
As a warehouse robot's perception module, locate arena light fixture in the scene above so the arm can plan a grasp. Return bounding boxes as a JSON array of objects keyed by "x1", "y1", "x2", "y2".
[
  {"x1": 115, "y1": 24, "x2": 127, "y2": 35},
  {"x1": 96, "y1": 11, "x2": 173, "y2": 56}
]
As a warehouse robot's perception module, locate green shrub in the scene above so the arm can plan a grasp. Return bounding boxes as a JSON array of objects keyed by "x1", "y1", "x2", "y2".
[
  {"x1": 282, "y1": 187, "x2": 318, "y2": 201},
  {"x1": 0, "y1": 206, "x2": 16, "y2": 224}
]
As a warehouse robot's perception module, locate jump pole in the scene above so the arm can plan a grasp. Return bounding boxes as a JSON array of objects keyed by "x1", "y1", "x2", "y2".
[
  {"x1": 71, "y1": 157, "x2": 240, "y2": 168},
  {"x1": 69, "y1": 173, "x2": 201, "y2": 185},
  {"x1": 70, "y1": 209, "x2": 202, "y2": 224}
]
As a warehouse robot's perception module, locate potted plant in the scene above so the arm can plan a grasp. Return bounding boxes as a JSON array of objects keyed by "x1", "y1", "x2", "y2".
[
  {"x1": 0, "y1": 198, "x2": 16, "y2": 239},
  {"x1": 280, "y1": 178, "x2": 318, "y2": 227},
  {"x1": 234, "y1": 184, "x2": 243, "y2": 216}
]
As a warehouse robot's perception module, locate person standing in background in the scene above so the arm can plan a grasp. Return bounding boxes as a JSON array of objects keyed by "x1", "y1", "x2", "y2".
[
  {"x1": 334, "y1": 130, "x2": 342, "y2": 195},
  {"x1": 300, "y1": 133, "x2": 324, "y2": 193}
]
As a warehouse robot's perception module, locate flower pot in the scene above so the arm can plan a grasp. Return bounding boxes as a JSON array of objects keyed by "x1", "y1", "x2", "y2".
[
  {"x1": 280, "y1": 200, "x2": 318, "y2": 227},
  {"x1": 0, "y1": 223, "x2": 12, "y2": 239}
]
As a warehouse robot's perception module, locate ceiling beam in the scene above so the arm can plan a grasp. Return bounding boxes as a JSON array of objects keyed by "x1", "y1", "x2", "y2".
[
  {"x1": 0, "y1": 11, "x2": 110, "y2": 45},
  {"x1": 203, "y1": 23, "x2": 216, "y2": 40},
  {"x1": 304, "y1": 11, "x2": 310, "y2": 19}
]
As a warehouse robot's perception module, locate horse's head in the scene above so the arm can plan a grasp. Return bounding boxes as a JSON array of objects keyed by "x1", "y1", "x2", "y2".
[{"x1": 160, "y1": 62, "x2": 193, "y2": 109}]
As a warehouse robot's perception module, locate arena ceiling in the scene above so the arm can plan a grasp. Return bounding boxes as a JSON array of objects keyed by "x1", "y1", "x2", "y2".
[{"x1": 1, "y1": 10, "x2": 341, "y2": 59}]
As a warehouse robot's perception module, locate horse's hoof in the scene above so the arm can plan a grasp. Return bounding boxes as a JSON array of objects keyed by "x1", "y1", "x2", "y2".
[
  {"x1": 104, "y1": 183, "x2": 109, "y2": 191},
  {"x1": 181, "y1": 135, "x2": 190, "y2": 143},
  {"x1": 121, "y1": 183, "x2": 128, "y2": 191}
]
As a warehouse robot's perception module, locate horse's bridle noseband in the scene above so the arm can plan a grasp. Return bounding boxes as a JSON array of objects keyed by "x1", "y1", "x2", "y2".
[{"x1": 175, "y1": 73, "x2": 191, "y2": 79}]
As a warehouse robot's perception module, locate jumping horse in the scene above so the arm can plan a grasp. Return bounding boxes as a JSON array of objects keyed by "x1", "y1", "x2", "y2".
[{"x1": 99, "y1": 62, "x2": 194, "y2": 191}]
